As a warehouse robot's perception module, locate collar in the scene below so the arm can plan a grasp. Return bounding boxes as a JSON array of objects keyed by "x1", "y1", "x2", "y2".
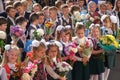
[
  {"x1": 30, "y1": 24, "x2": 37, "y2": 30},
  {"x1": 8, "y1": 16, "x2": 15, "y2": 25}
]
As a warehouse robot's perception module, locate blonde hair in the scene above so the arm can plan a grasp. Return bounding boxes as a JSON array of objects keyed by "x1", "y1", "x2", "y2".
[
  {"x1": 114, "y1": 0, "x2": 120, "y2": 11},
  {"x1": 55, "y1": 28, "x2": 72, "y2": 41},
  {"x1": 103, "y1": 16, "x2": 117, "y2": 32},
  {"x1": 1, "y1": 45, "x2": 20, "y2": 67}
]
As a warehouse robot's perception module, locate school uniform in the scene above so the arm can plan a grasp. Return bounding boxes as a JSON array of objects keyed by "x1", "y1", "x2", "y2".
[
  {"x1": 89, "y1": 38, "x2": 105, "y2": 75},
  {"x1": 16, "y1": 11, "x2": 30, "y2": 20}
]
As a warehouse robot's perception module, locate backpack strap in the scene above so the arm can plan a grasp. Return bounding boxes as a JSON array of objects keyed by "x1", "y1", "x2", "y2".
[{"x1": 4, "y1": 64, "x2": 10, "y2": 80}]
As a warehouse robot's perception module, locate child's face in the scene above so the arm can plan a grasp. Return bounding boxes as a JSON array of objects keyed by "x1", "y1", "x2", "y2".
[
  {"x1": 38, "y1": 16, "x2": 45, "y2": 24},
  {"x1": 68, "y1": 2, "x2": 73, "y2": 7},
  {"x1": 89, "y1": 4, "x2": 97, "y2": 12},
  {"x1": 103, "y1": 20, "x2": 111, "y2": 28},
  {"x1": 0, "y1": 24, "x2": 7, "y2": 31},
  {"x1": 106, "y1": 3, "x2": 112, "y2": 10},
  {"x1": 76, "y1": 29, "x2": 85, "y2": 38},
  {"x1": 117, "y1": 1, "x2": 120, "y2": 8},
  {"x1": 8, "y1": 50, "x2": 18, "y2": 64},
  {"x1": 92, "y1": 28, "x2": 100, "y2": 38},
  {"x1": 48, "y1": 46, "x2": 58, "y2": 58},
  {"x1": 61, "y1": 32, "x2": 70, "y2": 42},
  {"x1": 21, "y1": 21, "x2": 27, "y2": 29},
  {"x1": 49, "y1": 10, "x2": 57, "y2": 18},
  {"x1": 100, "y1": 6, "x2": 106, "y2": 13},
  {"x1": 16, "y1": 6, "x2": 24, "y2": 15},
  {"x1": 33, "y1": 6, "x2": 41, "y2": 12},
  {"x1": 43, "y1": 9, "x2": 49, "y2": 18},
  {"x1": 8, "y1": 8, "x2": 16, "y2": 18},
  {"x1": 62, "y1": 8, "x2": 69, "y2": 16},
  {"x1": 36, "y1": 48, "x2": 46, "y2": 58},
  {"x1": 79, "y1": 1, "x2": 84, "y2": 7}
]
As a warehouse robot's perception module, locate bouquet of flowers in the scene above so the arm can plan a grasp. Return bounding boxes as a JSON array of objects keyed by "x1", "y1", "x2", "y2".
[
  {"x1": 45, "y1": 22, "x2": 54, "y2": 35},
  {"x1": 10, "y1": 26, "x2": 24, "y2": 44},
  {"x1": 33, "y1": 28, "x2": 44, "y2": 41},
  {"x1": 56, "y1": 61, "x2": 72, "y2": 77},
  {"x1": 64, "y1": 42, "x2": 78, "y2": 65},
  {"x1": 99, "y1": 35, "x2": 119, "y2": 51},
  {"x1": 21, "y1": 60, "x2": 38, "y2": 80},
  {"x1": 0, "y1": 31, "x2": 6, "y2": 52},
  {"x1": 10, "y1": 63, "x2": 25, "y2": 80},
  {"x1": 117, "y1": 28, "x2": 120, "y2": 40}
]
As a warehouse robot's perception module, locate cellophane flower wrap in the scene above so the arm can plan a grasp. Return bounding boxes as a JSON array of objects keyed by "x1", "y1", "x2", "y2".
[
  {"x1": 33, "y1": 28, "x2": 44, "y2": 41},
  {"x1": 99, "y1": 35, "x2": 119, "y2": 51},
  {"x1": 0, "y1": 31, "x2": 6, "y2": 52},
  {"x1": 10, "y1": 26, "x2": 24, "y2": 43},
  {"x1": 64, "y1": 42, "x2": 78, "y2": 66},
  {"x1": 45, "y1": 22, "x2": 54, "y2": 35},
  {"x1": 75, "y1": 37, "x2": 92, "y2": 58},
  {"x1": 55, "y1": 61, "x2": 72, "y2": 77}
]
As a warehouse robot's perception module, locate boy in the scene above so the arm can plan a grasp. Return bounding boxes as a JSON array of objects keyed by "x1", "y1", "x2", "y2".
[
  {"x1": 13, "y1": 1, "x2": 30, "y2": 20},
  {"x1": 48, "y1": 6, "x2": 62, "y2": 37},
  {"x1": 28, "y1": 13, "x2": 39, "y2": 39},
  {"x1": 0, "y1": 17, "x2": 7, "y2": 32},
  {"x1": 61, "y1": 4, "x2": 73, "y2": 29},
  {"x1": 6, "y1": 5, "x2": 16, "y2": 34}
]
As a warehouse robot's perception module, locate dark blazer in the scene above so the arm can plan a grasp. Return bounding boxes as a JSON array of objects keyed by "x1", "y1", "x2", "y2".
[
  {"x1": 16, "y1": 11, "x2": 30, "y2": 20},
  {"x1": 0, "y1": 11, "x2": 7, "y2": 18},
  {"x1": 6, "y1": 17, "x2": 15, "y2": 34}
]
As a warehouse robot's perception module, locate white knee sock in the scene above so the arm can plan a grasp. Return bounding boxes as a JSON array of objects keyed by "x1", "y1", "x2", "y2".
[
  {"x1": 104, "y1": 68, "x2": 110, "y2": 80},
  {"x1": 99, "y1": 73, "x2": 104, "y2": 80}
]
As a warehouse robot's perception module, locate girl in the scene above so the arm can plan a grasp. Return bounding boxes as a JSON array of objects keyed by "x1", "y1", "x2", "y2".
[
  {"x1": 55, "y1": 25, "x2": 73, "y2": 80},
  {"x1": 101, "y1": 15, "x2": 117, "y2": 80},
  {"x1": 46, "y1": 41, "x2": 66, "y2": 80},
  {"x1": 0, "y1": 44, "x2": 20, "y2": 80},
  {"x1": 113, "y1": 0, "x2": 120, "y2": 28},
  {"x1": 72, "y1": 24, "x2": 91, "y2": 80},
  {"x1": 23, "y1": 40, "x2": 65, "y2": 80},
  {"x1": 89, "y1": 25, "x2": 105, "y2": 80}
]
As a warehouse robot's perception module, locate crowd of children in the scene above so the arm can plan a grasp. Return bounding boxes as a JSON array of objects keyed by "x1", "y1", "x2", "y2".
[{"x1": 0, "y1": 0, "x2": 120, "y2": 80}]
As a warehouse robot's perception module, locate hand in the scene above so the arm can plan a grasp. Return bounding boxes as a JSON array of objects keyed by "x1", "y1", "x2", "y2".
[
  {"x1": 82, "y1": 57, "x2": 89, "y2": 64},
  {"x1": 78, "y1": 47, "x2": 83, "y2": 53},
  {"x1": 59, "y1": 76, "x2": 66, "y2": 80}
]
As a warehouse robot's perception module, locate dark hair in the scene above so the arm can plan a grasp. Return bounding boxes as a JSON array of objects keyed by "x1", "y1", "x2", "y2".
[
  {"x1": 70, "y1": 5, "x2": 80, "y2": 14},
  {"x1": 75, "y1": 24, "x2": 85, "y2": 32},
  {"x1": 13, "y1": 1, "x2": 22, "y2": 8},
  {"x1": 6, "y1": 5, "x2": 14, "y2": 13},
  {"x1": 0, "y1": 17, "x2": 7, "y2": 25},
  {"x1": 29, "y1": 13, "x2": 39, "y2": 23},
  {"x1": 15, "y1": 16, "x2": 27, "y2": 25},
  {"x1": 36, "y1": 12, "x2": 44, "y2": 16}
]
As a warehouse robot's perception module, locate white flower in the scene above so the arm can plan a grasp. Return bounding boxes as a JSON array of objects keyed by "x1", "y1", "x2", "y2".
[
  {"x1": 0, "y1": 31, "x2": 6, "y2": 39},
  {"x1": 37, "y1": 28, "x2": 44, "y2": 36},
  {"x1": 65, "y1": 25, "x2": 71, "y2": 29},
  {"x1": 31, "y1": 65, "x2": 37, "y2": 78},
  {"x1": 72, "y1": 48, "x2": 78, "y2": 53},
  {"x1": 74, "y1": 11, "x2": 81, "y2": 21},
  {"x1": 32, "y1": 40, "x2": 40, "y2": 47},
  {"x1": 90, "y1": 17, "x2": 94, "y2": 22},
  {"x1": 5, "y1": 44, "x2": 11, "y2": 51},
  {"x1": 21, "y1": 73, "x2": 31, "y2": 80},
  {"x1": 81, "y1": 14, "x2": 86, "y2": 20}
]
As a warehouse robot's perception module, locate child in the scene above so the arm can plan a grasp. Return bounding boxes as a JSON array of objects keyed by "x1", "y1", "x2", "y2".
[
  {"x1": 0, "y1": 17, "x2": 7, "y2": 32},
  {"x1": 46, "y1": 40, "x2": 66, "y2": 80},
  {"x1": 0, "y1": 44, "x2": 20, "y2": 80},
  {"x1": 98, "y1": 3, "x2": 107, "y2": 17},
  {"x1": 61, "y1": 4, "x2": 73, "y2": 30},
  {"x1": 101, "y1": 15, "x2": 117, "y2": 80},
  {"x1": 47, "y1": 6, "x2": 62, "y2": 37},
  {"x1": 78, "y1": 0, "x2": 87, "y2": 11},
  {"x1": 105, "y1": 1, "x2": 115, "y2": 15},
  {"x1": 13, "y1": 1, "x2": 30, "y2": 20},
  {"x1": 87, "y1": 1, "x2": 101, "y2": 24},
  {"x1": 42, "y1": 6, "x2": 50, "y2": 20},
  {"x1": 32, "y1": 3, "x2": 42, "y2": 13},
  {"x1": 6, "y1": 5, "x2": 16, "y2": 34},
  {"x1": 72, "y1": 24, "x2": 91, "y2": 80},
  {"x1": 23, "y1": 40, "x2": 65, "y2": 80},
  {"x1": 37, "y1": 12, "x2": 46, "y2": 31},
  {"x1": 89, "y1": 25, "x2": 105, "y2": 80},
  {"x1": 55, "y1": 25, "x2": 73, "y2": 80},
  {"x1": 28, "y1": 13, "x2": 39, "y2": 39}
]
